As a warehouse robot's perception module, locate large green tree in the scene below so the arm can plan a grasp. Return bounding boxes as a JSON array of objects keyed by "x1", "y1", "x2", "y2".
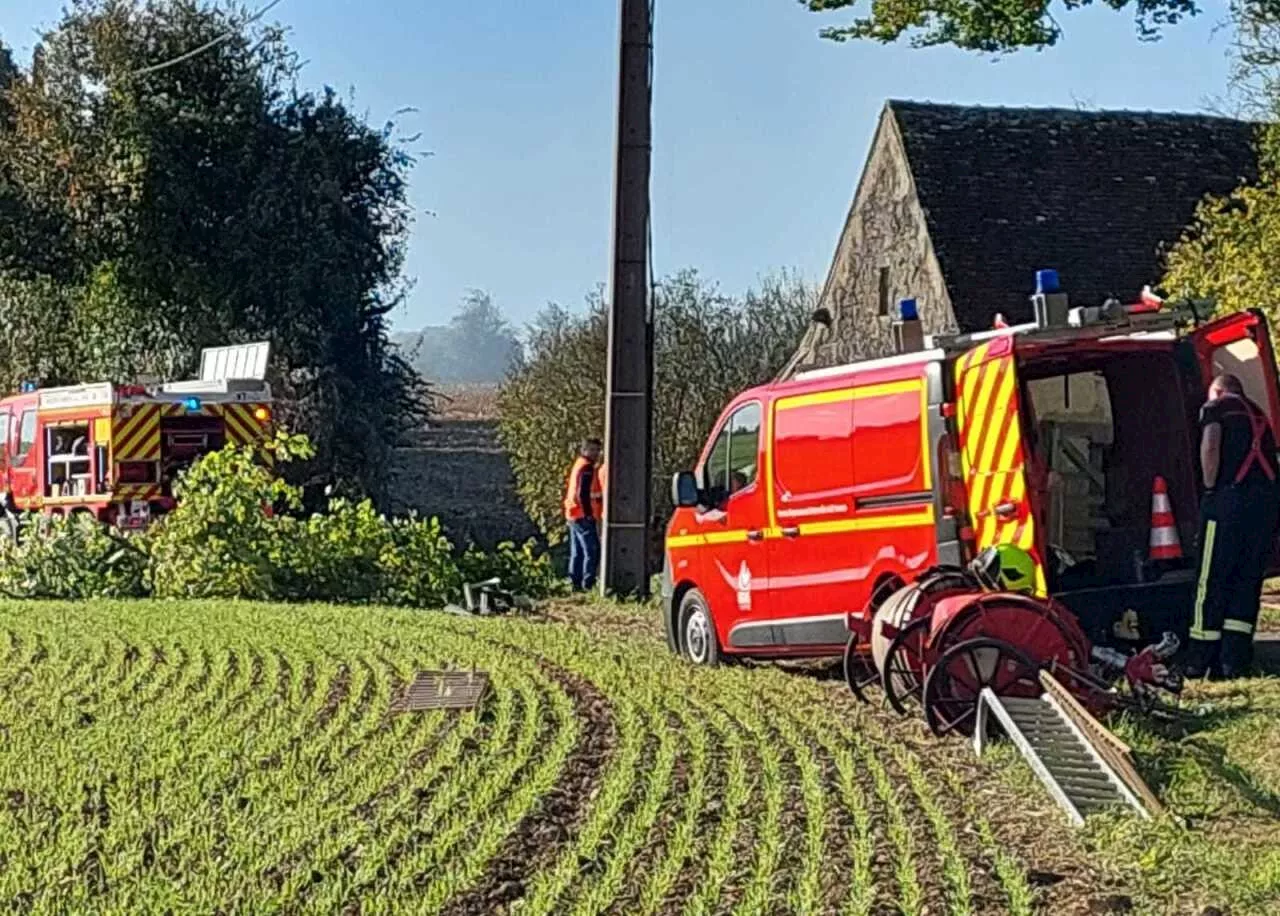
[
  {"x1": 798, "y1": 0, "x2": 1198, "y2": 52},
  {"x1": 1162, "y1": 125, "x2": 1279, "y2": 319},
  {"x1": 0, "y1": 1, "x2": 426, "y2": 500},
  {"x1": 398, "y1": 291, "x2": 523, "y2": 384},
  {"x1": 499, "y1": 268, "x2": 813, "y2": 539},
  {"x1": 1160, "y1": 3, "x2": 1280, "y2": 316}
]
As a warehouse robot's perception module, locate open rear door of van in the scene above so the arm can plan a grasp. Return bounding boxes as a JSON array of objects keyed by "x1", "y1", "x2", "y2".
[
  {"x1": 1186, "y1": 308, "x2": 1280, "y2": 574},
  {"x1": 953, "y1": 335, "x2": 1048, "y2": 595},
  {"x1": 1187, "y1": 308, "x2": 1280, "y2": 436}
]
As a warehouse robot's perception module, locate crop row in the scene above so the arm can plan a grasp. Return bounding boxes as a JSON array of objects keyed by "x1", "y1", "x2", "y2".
[{"x1": 0, "y1": 600, "x2": 1040, "y2": 914}]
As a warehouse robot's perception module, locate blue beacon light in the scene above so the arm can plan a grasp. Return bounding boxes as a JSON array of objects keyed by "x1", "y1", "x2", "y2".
[
  {"x1": 1035, "y1": 269, "x2": 1060, "y2": 295},
  {"x1": 182, "y1": 396, "x2": 202, "y2": 412},
  {"x1": 898, "y1": 298, "x2": 919, "y2": 321}
]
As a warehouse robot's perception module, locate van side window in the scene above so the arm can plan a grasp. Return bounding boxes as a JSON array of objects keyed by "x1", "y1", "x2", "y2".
[
  {"x1": 16, "y1": 412, "x2": 36, "y2": 461},
  {"x1": 703, "y1": 403, "x2": 761, "y2": 503},
  {"x1": 0, "y1": 413, "x2": 9, "y2": 461},
  {"x1": 774, "y1": 399, "x2": 854, "y2": 499},
  {"x1": 852, "y1": 386, "x2": 927, "y2": 498}
]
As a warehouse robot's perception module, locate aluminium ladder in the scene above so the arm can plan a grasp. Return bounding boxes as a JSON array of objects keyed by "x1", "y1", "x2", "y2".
[{"x1": 973, "y1": 672, "x2": 1163, "y2": 826}]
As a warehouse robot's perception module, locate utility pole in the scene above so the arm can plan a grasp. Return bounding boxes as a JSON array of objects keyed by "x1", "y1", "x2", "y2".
[{"x1": 602, "y1": 0, "x2": 653, "y2": 598}]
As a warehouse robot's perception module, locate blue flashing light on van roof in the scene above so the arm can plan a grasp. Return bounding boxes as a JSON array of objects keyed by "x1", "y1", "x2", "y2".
[
  {"x1": 1035, "y1": 269, "x2": 1060, "y2": 295},
  {"x1": 182, "y1": 396, "x2": 202, "y2": 412},
  {"x1": 898, "y1": 298, "x2": 919, "y2": 321},
  {"x1": 18, "y1": 381, "x2": 38, "y2": 393}
]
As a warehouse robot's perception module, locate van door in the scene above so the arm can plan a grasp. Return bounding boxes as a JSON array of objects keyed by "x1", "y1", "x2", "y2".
[
  {"x1": 764, "y1": 386, "x2": 858, "y2": 649},
  {"x1": 953, "y1": 335, "x2": 1047, "y2": 594},
  {"x1": 1185, "y1": 308, "x2": 1280, "y2": 573},
  {"x1": 684, "y1": 402, "x2": 770, "y2": 652},
  {"x1": 9, "y1": 408, "x2": 39, "y2": 507},
  {"x1": 1186, "y1": 308, "x2": 1280, "y2": 437}
]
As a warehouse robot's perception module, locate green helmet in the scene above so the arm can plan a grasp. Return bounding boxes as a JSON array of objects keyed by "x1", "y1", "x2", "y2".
[{"x1": 970, "y1": 544, "x2": 1037, "y2": 594}]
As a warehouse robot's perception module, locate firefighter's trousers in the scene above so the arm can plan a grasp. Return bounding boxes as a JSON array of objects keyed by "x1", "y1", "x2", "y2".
[{"x1": 1190, "y1": 482, "x2": 1280, "y2": 676}]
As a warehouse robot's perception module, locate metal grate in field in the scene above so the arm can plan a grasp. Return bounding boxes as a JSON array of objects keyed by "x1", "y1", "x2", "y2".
[{"x1": 391, "y1": 670, "x2": 490, "y2": 712}]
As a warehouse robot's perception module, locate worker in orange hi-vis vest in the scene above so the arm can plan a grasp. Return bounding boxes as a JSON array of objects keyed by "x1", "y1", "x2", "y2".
[
  {"x1": 563, "y1": 438, "x2": 603, "y2": 591},
  {"x1": 594, "y1": 461, "x2": 607, "y2": 520}
]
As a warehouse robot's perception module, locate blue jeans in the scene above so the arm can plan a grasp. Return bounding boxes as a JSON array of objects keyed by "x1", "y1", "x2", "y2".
[{"x1": 568, "y1": 518, "x2": 601, "y2": 592}]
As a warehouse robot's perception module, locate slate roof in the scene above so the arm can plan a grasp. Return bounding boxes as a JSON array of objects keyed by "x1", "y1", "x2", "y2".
[{"x1": 887, "y1": 101, "x2": 1260, "y2": 331}]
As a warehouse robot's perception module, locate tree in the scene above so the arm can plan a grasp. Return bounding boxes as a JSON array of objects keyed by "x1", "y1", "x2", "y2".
[
  {"x1": 498, "y1": 268, "x2": 814, "y2": 539},
  {"x1": 797, "y1": 0, "x2": 1198, "y2": 53},
  {"x1": 449, "y1": 291, "x2": 523, "y2": 378},
  {"x1": 1160, "y1": 3, "x2": 1280, "y2": 317},
  {"x1": 0, "y1": 1, "x2": 426, "y2": 501},
  {"x1": 399, "y1": 291, "x2": 523, "y2": 384},
  {"x1": 1162, "y1": 132, "x2": 1280, "y2": 323}
]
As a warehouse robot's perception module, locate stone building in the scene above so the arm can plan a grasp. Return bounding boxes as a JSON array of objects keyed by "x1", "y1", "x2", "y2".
[{"x1": 786, "y1": 101, "x2": 1259, "y2": 373}]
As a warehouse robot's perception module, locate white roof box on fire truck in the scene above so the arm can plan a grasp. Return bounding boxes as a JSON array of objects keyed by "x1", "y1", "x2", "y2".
[{"x1": 159, "y1": 341, "x2": 271, "y2": 398}]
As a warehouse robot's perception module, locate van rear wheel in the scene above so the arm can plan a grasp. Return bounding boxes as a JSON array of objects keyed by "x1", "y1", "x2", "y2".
[{"x1": 679, "y1": 589, "x2": 721, "y2": 667}]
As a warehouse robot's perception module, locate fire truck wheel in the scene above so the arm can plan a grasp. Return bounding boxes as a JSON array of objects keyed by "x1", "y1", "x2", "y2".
[{"x1": 678, "y1": 589, "x2": 720, "y2": 667}]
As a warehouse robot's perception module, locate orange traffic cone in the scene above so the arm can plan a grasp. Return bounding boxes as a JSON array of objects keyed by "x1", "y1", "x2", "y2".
[{"x1": 1149, "y1": 476, "x2": 1182, "y2": 561}]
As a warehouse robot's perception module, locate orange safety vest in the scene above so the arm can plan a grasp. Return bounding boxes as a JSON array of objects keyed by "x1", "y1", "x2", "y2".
[
  {"x1": 564, "y1": 457, "x2": 599, "y2": 521},
  {"x1": 593, "y1": 463, "x2": 606, "y2": 520}
]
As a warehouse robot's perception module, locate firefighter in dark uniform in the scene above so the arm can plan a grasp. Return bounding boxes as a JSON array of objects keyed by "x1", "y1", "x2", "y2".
[{"x1": 1189, "y1": 373, "x2": 1280, "y2": 678}]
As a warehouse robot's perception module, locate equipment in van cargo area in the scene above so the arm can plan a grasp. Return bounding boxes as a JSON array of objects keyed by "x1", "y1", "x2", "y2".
[{"x1": 662, "y1": 273, "x2": 1280, "y2": 703}]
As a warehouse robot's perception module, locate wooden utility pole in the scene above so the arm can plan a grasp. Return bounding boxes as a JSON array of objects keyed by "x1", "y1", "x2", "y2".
[{"x1": 602, "y1": 0, "x2": 653, "y2": 598}]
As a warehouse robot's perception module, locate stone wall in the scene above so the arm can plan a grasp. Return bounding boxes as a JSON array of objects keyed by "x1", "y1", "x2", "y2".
[{"x1": 790, "y1": 111, "x2": 955, "y2": 372}]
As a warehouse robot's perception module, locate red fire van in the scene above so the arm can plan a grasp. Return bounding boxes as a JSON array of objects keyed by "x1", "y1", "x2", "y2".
[{"x1": 661, "y1": 287, "x2": 1280, "y2": 666}]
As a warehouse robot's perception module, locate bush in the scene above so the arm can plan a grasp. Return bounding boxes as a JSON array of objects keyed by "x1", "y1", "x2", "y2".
[
  {"x1": 0, "y1": 513, "x2": 148, "y2": 599},
  {"x1": 0, "y1": 432, "x2": 560, "y2": 608},
  {"x1": 498, "y1": 268, "x2": 813, "y2": 539},
  {"x1": 0, "y1": 430, "x2": 561, "y2": 607},
  {"x1": 148, "y1": 433, "x2": 310, "y2": 600}
]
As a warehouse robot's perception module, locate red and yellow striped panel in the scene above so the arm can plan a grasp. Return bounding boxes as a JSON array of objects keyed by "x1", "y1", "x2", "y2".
[
  {"x1": 113, "y1": 405, "x2": 162, "y2": 461},
  {"x1": 115, "y1": 483, "x2": 163, "y2": 502},
  {"x1": 217, "y1": 403, "x2": 267, "y2": 447},
  {"x1": 215, "y1": 403, "x2": 273, "y2": 465},
  {"x1": 953, "y1": 339, "x2": 1047, "y2": 595}
]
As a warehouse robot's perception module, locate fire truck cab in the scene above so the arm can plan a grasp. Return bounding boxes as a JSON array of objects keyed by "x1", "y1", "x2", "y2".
[
  {"x1": 0, "y1": 342, "x2": 273, "y2": 531},
  {"x1": 662, "y1": 278, "x2": 1280, "y2": 666}
]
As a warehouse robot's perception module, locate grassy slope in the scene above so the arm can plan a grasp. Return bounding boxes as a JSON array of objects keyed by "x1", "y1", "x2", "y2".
[{"x1": 1087, "y1": 678, "x2": 1280, "y2": 912}]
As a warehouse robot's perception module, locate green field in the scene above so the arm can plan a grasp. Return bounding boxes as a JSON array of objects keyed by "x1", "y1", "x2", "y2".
[{"x1": 0, "y1": 598, "x2": 1273, "y2": 914}]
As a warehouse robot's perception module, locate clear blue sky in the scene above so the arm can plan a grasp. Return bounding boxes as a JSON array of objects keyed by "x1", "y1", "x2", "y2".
[{"x1": 3, "y1": 1, "x2": 1237, "y2": 331}]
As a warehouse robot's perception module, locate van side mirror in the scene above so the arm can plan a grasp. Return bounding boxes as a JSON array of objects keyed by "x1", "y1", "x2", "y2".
[{"x1": 672, "y1": 470, "x2": 700, "y2": 508}]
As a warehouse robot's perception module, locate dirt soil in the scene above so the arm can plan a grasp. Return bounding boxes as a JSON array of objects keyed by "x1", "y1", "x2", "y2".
[{"x1": 388, "y1": 383, "x2": 538, "y2": 549}]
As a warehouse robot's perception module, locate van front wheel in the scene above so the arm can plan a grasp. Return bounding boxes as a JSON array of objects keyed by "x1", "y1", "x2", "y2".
[{"x1": 679, "y1": 589, "x2": 721, "y2": 667}]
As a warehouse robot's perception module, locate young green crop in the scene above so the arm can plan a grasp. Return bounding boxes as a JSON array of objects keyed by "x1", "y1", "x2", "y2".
[{"x1": 0, "y1": 599, "x2": 1102, "y2": 914}]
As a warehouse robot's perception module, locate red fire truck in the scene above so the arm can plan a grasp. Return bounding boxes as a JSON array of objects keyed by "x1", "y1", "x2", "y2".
[
  {"x1": 661, "y1": 276, "x2": 1280, "y2": 666},
  {"x1": 0, "y1": 342, "x2": 273, "y2": 532}
]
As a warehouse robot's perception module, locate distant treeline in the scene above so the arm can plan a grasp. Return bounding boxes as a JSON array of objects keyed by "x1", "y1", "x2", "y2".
[{"x1": 395, "y1": 291, "x2": 523, "y2": 385}]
